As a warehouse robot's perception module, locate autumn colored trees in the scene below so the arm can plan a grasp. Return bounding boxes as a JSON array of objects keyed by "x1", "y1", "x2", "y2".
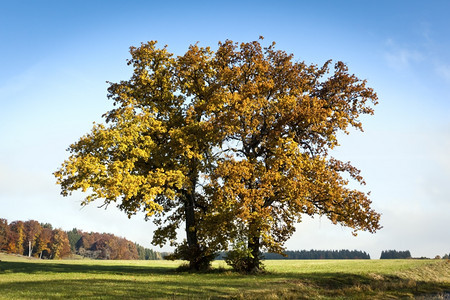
[
  {"x1": 204, "y1": 40, "x2": 381, "y2": 272},
  {"x1": 55, "y1": 38, "x2": 381, "y2": 272},
  {"x1": 0, "y1": 219, "x2": 161, "y2": 260},
  {"x1": 0, "y1": 219, "x2": 70, "y2": 259},
  {"x1": 71, "y1": 230, "x2": 161, "y2": 259},
  {"x1": 0, "y1": 219, "x2": 9, "y2": 251}
]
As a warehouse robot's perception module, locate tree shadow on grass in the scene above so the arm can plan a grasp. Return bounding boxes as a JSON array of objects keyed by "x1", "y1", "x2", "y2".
[
  {"x1": 271, "y1": 271, "x2": 450, "y2": 299},
  {"x1": 0, "y1": 261, "x2": 248, "y2": 299},
  {"x1": 0, "y1": 278, "x2": 241, "y2": 299},
  {"x1": 0, "y1": 261, "x2": 169, "y2": 276},
  {"x1": 0, "y1": 261, "x2": 448, "y2": 299}
]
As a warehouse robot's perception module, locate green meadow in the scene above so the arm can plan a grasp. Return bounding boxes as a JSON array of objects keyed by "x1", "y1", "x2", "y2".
[{"x1": 0, "y1": 253, "x2": 448, "y2": 299}]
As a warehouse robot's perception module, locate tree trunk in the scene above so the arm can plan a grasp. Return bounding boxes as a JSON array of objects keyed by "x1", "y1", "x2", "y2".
[
  {"x1": 184, "y1": 191, "x2": 199, "y2": 269},
  {"x1": 247, "y1": 230, "x2": 262, "y2": 273},
  {"x1": 178, "y1": 169, "x2": 214, "y2": 271},
  {"x1": 182, "y1": 189, "x2": 215, "y2": 271}
]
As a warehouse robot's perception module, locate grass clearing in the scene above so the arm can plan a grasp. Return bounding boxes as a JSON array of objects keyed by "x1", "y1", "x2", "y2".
[{"x1": 0, "y1": 253, "x2": 448, "y2": 299}]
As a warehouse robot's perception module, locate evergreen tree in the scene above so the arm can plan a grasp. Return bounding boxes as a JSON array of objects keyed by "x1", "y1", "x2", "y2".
[{"x1": 66, "y1": 228, "x2": 82, "y2": 252}]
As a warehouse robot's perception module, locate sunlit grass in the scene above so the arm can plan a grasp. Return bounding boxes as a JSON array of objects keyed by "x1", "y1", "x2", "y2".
[{"x1": 0, "y1": 253, "x2": 448, "y2": 299}]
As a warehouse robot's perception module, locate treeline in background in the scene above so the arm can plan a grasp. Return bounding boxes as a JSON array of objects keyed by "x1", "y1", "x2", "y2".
[
  {"x1": 380, "y1": 250, "x2": 411, "y2": 259},
  {"x1": 0, "y1": 218, "x2": 160, "y2": 260},
  {"x1": 378, "y1": 250, "x2": 449, "y2": 260},
  {"x1": 217, "y1": 249, "x2": 371, "y2": 260},
  {"x1": 260, "y1": 250, "x2": 449, "y2": 260},
  {"x1": 263, "y1": 249, "x2": 371, "y2": 259},
  {"x1": 3, "y1": 218, "x2": 447, "y2": 261},
  {"x1": 67, "y1": 228, "x2": 161, "y2": 260}
]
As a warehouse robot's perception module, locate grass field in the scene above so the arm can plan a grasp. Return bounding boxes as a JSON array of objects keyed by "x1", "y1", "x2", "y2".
[{"x1": 0, "y1": 253, "x2": 448, "y2": 299}]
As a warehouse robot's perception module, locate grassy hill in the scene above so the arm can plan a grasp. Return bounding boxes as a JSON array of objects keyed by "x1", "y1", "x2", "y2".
[{"x1": 0, "y1": 253, "x2": 448, "y2": 299}]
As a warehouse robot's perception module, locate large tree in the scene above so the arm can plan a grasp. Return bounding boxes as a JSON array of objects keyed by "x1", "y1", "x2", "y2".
[
  {"x1": 55, "y1": 41, "x2": 224, "y2": 270},
  {"x1": 205, "y1": 39, "x2": 381, "y2": 272},
  {"x1": 55, "y1": 38, "x2": 381, "y2": 271}
]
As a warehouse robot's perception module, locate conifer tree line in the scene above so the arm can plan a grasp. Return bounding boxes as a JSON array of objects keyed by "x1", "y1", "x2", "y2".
[
  {"x1": 0, "y1": 218, "x2": 161, "y2": 260},
  {"x1": 379, "y1": 250, "x2": 411, "y2": 259},
  {"x1": 262, "y1": 249, "x2": 371, "y2": 259},
  {"x1": 214, "y1": 249, "x2": 370, "y2": 260}
]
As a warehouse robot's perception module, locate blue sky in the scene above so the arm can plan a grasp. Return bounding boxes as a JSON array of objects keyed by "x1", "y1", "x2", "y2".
[{"x1": 1, "y1": 0, "x2": 449, "y2": 258}]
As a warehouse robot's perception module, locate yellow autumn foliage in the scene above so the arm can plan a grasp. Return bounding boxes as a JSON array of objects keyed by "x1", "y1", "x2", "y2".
[{"x1": 55, "y1": 38, "x2": 380, "y2": 271}]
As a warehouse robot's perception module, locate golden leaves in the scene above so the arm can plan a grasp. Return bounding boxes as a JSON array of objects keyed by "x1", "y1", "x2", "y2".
[
  {"x1": 203, "y1": 39, "x2": 380, "y2": 255},
  {"x1": 55, "y1": 38, "x2": 381, "y2": 260}
]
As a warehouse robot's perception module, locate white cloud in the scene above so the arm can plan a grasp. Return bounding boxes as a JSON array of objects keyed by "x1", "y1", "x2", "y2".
[
  {"x1": 435, "y1": 64, "x2": 450, "y2": 83},
  {"x1": 384, "y1": 40, "x2": 423, "y2": 71}
]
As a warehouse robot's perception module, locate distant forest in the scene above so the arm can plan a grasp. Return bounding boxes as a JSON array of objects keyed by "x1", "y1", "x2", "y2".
[
  {"x1": 0, "y1": 218, "x2": 161, "y2": 260},
  {"x1": 266, "y1": 249, "x2": 371, "y2": 259},
  {"x1": 216, "y1": 249, "x2": 371, "y2": 260},
  {"x1": 380, "y1": 250, "x2": 411, "y2": 259}
]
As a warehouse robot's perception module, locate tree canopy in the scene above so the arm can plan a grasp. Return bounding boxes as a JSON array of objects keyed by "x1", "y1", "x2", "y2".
[
  {"x1": 204, "y1": 39, "x2": 381, "y2": 271},
  {"x1": 55, "y1": 38, "x2": 381, "y2": 271}
]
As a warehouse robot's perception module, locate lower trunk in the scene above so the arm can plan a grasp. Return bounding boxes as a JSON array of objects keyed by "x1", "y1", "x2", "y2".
[
  {"x1": 184, "y1": 194, "x2": 197, "y2": 253},
  {"x1": 247, "y1": 231, "x2": 262, "y2": 273},
  {"x1": 183, "y1": 192, "x2": 213, "y2": 271}
]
